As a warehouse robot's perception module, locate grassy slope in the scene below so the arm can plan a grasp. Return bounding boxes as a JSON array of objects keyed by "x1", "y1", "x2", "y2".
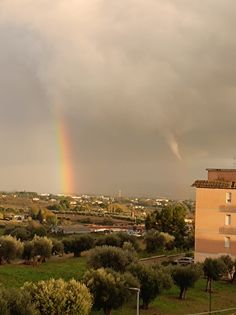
[
  {"x1": 91, "y1": 278, "x2": 236, "y2": 315},
  {"x1": 0, "y1": 257, "x2": 86, "y2": 288},
  {"x1": 0, "y1": 257, "x2": 235, "y2": 314}
]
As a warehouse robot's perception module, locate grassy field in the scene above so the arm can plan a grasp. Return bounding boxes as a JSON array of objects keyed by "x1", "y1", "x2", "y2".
[
  {"x1": 91, "y1": 278, "x2": 236, "y2": 315},
  {"x1": 0, "y1": 256, "x2": 86, "y2": 288},
  {"x1": 0, "y1": 257, "x2": 235, "y2": 315}
]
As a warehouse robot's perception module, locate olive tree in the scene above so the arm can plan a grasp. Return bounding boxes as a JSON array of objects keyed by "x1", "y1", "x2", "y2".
[
  {"x1": 172, "y1": 265, "x2": 201, "y2": 299},
  {"x1": 145, "y1": 230, "x2": 174, "y2": 253},
  {"x1": 0, "y1": 235, "x2": 23, "y2": 264},
  {"x1": 52, "y1": 239, "x2": 64, "y2": 256},
  {"x1": 203, "y1": 258, "x2": 226, "y2": 292},
  {"x1": 128, "y1": 263, "x2": 172, "y2": 309},
  {"x1": 63, "y1": 235, "x2": 94, "y2": 257},
  {"x1": 87, "y1": 246, "x2": 137, "y2": 272},
  {"x1": 219, "y1": 255, "x2": 235, "y2": 281},
  {"x1": 22, "y1": 236, "x2": 52, "y2": 263},
  {"x1": 23, "y1": 279, "x2": 92, "y2": 315},
  {"x1": 96, "y1": 233, "x2": 140, "y2": 251},
  {"x1": 84, "y1": 268, "x2": 138, "y2": 315}
]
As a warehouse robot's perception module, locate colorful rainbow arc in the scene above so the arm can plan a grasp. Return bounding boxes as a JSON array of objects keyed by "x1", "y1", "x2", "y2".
[{"x1": 55, "y1": 110, "x2": 74, "y2": 195}]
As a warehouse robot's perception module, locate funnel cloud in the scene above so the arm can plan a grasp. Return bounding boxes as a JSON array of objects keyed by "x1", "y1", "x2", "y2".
[{"x1": 0, "y1": 1, "x2": 236, "y2": 198}]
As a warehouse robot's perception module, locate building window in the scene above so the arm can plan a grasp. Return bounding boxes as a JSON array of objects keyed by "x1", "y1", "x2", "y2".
[
  {"x1": 225, "y1": 214, "x2": 231, "y2": 225},
  {"x1": 226, "y1": 192, "x2": 232, "y2": 203},
  {"x1": 224, "y1": 236, "x2": 231, "y2": 248}
]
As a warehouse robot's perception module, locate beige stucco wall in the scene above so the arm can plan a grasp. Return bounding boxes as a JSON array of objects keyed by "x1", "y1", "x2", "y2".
[{"x1": 195, "y1": 188, "x2": 236, "y2": 262}]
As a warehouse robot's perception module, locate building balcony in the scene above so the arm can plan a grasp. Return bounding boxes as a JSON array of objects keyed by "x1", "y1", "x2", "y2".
[
  {"x1": 219, "y1": 226, "x2": 236, "y2": 235},
  {"x1": 219, "y1": 205, "x2": 236, "y2": 213}
]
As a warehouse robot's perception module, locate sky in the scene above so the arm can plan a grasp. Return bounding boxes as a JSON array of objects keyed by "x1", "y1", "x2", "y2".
[{"x1": 0, "y1": 0, "x2": 236, "y2": 199}]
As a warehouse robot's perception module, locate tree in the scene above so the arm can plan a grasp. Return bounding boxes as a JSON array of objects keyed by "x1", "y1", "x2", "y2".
[
  {"x1": 46, "y1": 213, "x2": 57, "y2": 225},
  {"x1": 203, "y1": 258, "x2": 226, "y2": 292},
  {"x1": 23, "y1": 236, "x2": 52, "y2": 263},
  {"x1": 67, "y1": 235, "x2": 94, "y2": 257},
  {"x1": 145, "y1": 203, "x2": 188, "y2": 248},
  {"x1": 128, "y1": 263, "x2": 172, "y2": 309},
  {"x1": 145, "y1": 214, "x2": 156, "y2": 230},
  {"x1": 145, "y1": 230, "x2": 175, "y2": 253},
  {"x1": 95, "y1": 235, "x2": 121, "y2": 247},
  {"x1": 116, "y1": 232, "x2": 140, "y2": 251},
  {"x1": 52, "y1": 239, "x2": 64, "y2": 256},
  {"x1": 95, "y1": 233, "x2": 140, "y2": 251},
  {"x1": 32, "y1": 236, "x2": 52, "y2": 262},
  {"x1": 0, "y1": 235, "x2": 23, "y2": 264},
  {"x1": 10, "y1": 227, "x2": 31, "y2": 241},
  {"x1": 23, "y1": 241, "x2": 35, "y2": 261},
  {"x1": 219, "y1": 255, "x2": 235, "y2": 281},
  {"x1": 37, "y1": 209, "x2": 45, "y2": 224},
  {"x1": 59, "y1": 199, "x2": 70, "y2": 210},
  {"x1": 62, "y1": 238, "x2": 74, "y2": 254},
  {"x1": 23, "y1": 279, "x2": 92, "y2": 315},
  {"x1": 172, "y1": 265, "x2": 201, "y2": 299},
  {"x1": 87, "y1": 246, "x2": 137, "y2": 272},
  {"x1": 28, "y1": 221, "x2": 47, "y2": 237},
  {"x1": 84, "y1": 268, "x2": 138, "y2": 315},
  {"x1": 145, "y1": 230, "x2": 165, "y2": 252}
]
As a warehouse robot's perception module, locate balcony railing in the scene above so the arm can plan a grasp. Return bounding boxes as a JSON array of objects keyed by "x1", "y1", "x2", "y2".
[
  {"x1": 219, "y1": 226, "x2": 236, "y2": 235},
  {"x1": 219, "y1": 205, "x2": 236, "y2": 213}
]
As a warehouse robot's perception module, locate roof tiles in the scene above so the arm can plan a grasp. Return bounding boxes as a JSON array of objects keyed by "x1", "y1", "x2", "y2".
[{"x1": 192, "y1": 180, "x2": 236, "y2": 189}]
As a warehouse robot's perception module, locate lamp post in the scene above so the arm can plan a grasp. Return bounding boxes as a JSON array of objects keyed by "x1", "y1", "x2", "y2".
[{"x1": 129, "y1": 287, "x2": 140, "y2": 315}]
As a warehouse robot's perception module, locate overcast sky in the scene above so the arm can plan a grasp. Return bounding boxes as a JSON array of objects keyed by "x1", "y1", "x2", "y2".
[{"x1": 0, "y1": 0, "x2": 236, "y2": 198}]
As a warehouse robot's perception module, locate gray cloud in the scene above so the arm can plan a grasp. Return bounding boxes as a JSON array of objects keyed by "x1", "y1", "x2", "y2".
[{"x1": 0, "y1": 0, "x2": 236, "y2": 197}]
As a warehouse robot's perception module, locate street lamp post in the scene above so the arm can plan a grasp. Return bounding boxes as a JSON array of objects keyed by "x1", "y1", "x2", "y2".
[{"x1": 129, "y1": 287, "x2": 140, "y2": 315}]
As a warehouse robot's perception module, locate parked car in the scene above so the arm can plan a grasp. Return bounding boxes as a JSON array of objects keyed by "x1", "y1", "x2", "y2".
[{"x1": 173, "y1": 257, "x2": 194, "y2": 266}]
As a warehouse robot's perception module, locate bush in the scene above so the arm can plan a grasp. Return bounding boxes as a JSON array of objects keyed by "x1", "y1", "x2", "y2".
[
  {"x1": 0, "y1": 288, "x2": 38, "y2": 315},
  {"x1": 23, "y1": 279, "x2": 92, "y2": 315}
]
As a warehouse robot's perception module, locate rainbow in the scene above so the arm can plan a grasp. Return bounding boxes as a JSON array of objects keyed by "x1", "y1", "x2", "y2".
[{"x1": 55, "y1": 110, "x2": 74, "y2": 195}]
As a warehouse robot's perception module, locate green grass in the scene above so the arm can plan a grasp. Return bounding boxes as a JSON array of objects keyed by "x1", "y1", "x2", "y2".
[
  {"x1": 0, "y1": 257, "x2": 86, "y2": 288},
  {"x1": 91, "y1": 278, "x2": 236, "y2": 315},
  {"x1": 0, "y1": 257, "x2": 235, "y2": 315}
]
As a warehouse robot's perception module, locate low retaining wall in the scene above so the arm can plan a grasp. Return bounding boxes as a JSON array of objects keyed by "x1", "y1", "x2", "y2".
[{"x1": 139, "y1": 253, "x2": 185, "y2": 265}]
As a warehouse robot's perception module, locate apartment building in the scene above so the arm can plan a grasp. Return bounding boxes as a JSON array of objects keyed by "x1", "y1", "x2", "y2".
[{"x1": 193, "y1": 169, "x2": 236, "y2": 262}]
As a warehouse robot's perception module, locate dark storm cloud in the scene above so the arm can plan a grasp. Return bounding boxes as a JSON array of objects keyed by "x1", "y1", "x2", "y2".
[{"x1": 0, "y1": 0, "x2": 236, "y2": 196}]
